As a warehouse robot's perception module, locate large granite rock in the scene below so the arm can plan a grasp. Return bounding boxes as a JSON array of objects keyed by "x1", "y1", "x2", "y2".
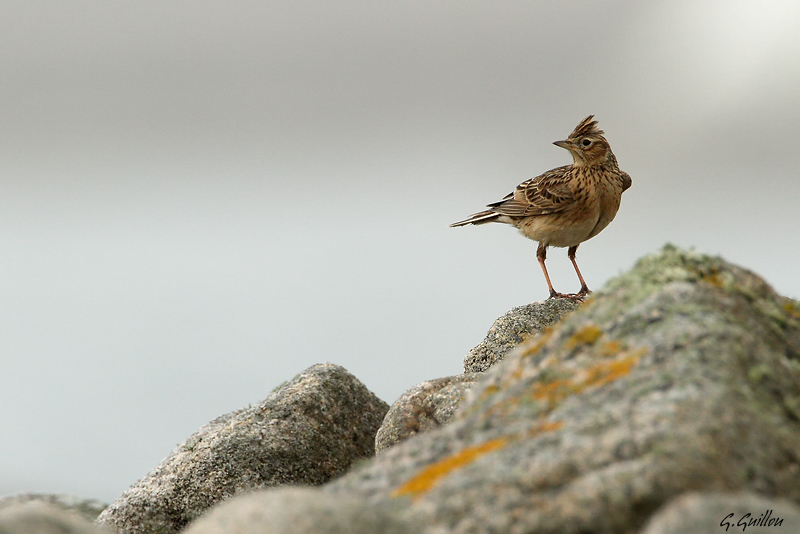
[
  {"x1": 317, "y1": 245, "x2": 800, "y2": 533},
  {"x1": 96, "y1": 363, "x2": 388, "y2": 534}
]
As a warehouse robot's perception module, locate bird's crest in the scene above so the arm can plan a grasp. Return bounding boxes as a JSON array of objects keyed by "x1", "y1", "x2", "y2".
[{"x1": 569, "y1": 115, "x2": 604, "y2": 139}]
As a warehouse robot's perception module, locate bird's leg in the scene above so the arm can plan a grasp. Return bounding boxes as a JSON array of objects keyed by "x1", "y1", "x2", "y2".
[
  {"x1": 538, "y1": 243, "x2": 570, "y2": 299},
  {"x1": 567, "y1": 245, "x2": 591, "y2": 298}
]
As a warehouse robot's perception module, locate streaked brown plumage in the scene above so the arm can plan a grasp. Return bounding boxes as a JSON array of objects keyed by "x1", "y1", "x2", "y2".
[{"x1": 451, "y1": 116, "x2": 631, "y2": 300}]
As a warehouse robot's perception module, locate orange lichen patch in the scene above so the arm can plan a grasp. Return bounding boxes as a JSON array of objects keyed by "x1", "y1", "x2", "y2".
[
  {"x1": 525, "y1": 419, "x2": 564, "y2": 437},
  {"x1": 520, "y1": 328, "x2": 554, "y2": 358},
  {"x1": 702, "y1": 273, "x2": 724, "y2": 288},
  {"x1": 700, "y1": 267, "x2": 727, "y2": 289},
  {"x1": 531, "y1": 374, "x2": 578, "y2": 409},
  {"x1": 530, "y1": 349, "x2": 644, "y2": 411},
  {"x1": 564, "y1": 324, "x2": 603, "y2": 350},
  {"x1": 783, "y1": 301, "x2": 800, "y2": 321},
  {"x1": 481, "y1": 384, "x2": 500, "y2": 397},
  {"x1": 597, "y1": 340, "x2": 622, "y2": 357},
  {"x1": 578, "y1": 351, "x2": 643, "y2": 389},
  {"x1": 392, "y1": 438, "x2": 509, "y2": 499},
  {"x1": 511, "y1": 368, "x2": 523, "y2": 381}
]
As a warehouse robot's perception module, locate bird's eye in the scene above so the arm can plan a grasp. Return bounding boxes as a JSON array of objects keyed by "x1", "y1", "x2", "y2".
[{"x1": 581, "y1": 139, "x2": 592, "y2": 147}]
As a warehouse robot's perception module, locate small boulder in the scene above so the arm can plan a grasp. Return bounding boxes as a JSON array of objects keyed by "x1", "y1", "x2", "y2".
[
  {"x1": 378, "y1": 299, "x2": 580, "y2": 452},
  {"x1": 0, "y1": 501, "x2": 111, "y2": 534},
  {"x1": 97, "y1": 363, "x2": 388, "y2": 534},
  {"x1": 0, "y1": 494, "x2": 107, "y2": 522},
  {"x1": 463, "y1": 299, "x2": 580, "y2": 373},
  {"x1": 375, "y1": 374, "x2": 480, "y2": 453}
]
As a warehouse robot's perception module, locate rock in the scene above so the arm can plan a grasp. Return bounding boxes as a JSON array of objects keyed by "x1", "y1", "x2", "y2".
[
  {"x1": 375, "y1": 374, "x2": 480, "y2": 453},
  {"x1": 463, "y1": 299, "x2": 580, "y2": 373},
  {"x1": 0, "y1": 501, "x2": 111, "y2": 534},
  {"x1": 640, "y1": 492, "x2": 800, "y2": 534},
  {"x1": 377, "y1": 300, "x2": 580, "y2": 452},
  {"x1": 182, "y1": 487, "x2": 418, "y2": 534},
  {"x1": 96, "y1": 363, "x2": 389, "y2": 534},
  {"x1": 324, "y1": 245, "x2": 800, "y2": 533},
  {"x1": 0, "y1": 493, "x2": 107, "y2": 522}
]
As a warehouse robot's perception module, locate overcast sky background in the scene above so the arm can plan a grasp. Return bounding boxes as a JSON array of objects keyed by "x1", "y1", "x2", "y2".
[{"x1": 2, "y1": 1, "x2": 799, "y2": 503}]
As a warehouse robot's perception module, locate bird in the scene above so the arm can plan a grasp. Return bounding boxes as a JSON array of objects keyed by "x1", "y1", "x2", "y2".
[{"x1": 450, "y1": 115, "x2": 631, "y2": 300}]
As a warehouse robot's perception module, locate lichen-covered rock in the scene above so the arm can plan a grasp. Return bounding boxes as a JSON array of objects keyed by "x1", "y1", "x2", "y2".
[
  {"x1": 463, "y1": 299, "x2": 580, "y2": 373},
  {"x1": 324, "y1": 245, "x2": 800, "y2": 534},
  {"x1": 0, "y1": 494, "x2": 107, "y2": 522},
  {"x1": 0, "y1": 501, "x2": 111, "y2": 534},
  {"x1": 375, "y1": 374, "x2": 480, "y2": 453},
  {"x1": 183, "y1": 487, "x2": 418, "y2": 534},
  {"x1": 640, "y1": 492, "x2": 800, "y2": 534},
  {"x1": 96, "y1": 363, "x2": 388, "y2": 534}
]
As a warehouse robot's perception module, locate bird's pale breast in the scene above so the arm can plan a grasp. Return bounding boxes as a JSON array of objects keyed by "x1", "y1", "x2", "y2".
[{"x1": 515, "y1": 169, "x2": 624, "y2": 248}]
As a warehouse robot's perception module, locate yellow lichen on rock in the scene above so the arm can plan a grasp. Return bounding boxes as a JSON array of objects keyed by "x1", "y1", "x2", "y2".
[
  {"x1": 391, "y1": 438, "x2": 509, "y2": 499},
  {"x1": 530, "y1": 348, "x2": 645, "y2": 411},
  {"x1": 392, "y1": 418, "x2": 566, "y2": 500},
  {"x1": 519, "y1": 328, "x2": 554, "y2": 358},
  {"x1": 565, "y1": 324, "x2": 603, "y2": 350}
]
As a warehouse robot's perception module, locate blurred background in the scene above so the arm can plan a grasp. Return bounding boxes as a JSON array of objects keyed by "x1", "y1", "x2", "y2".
[{"x1": 1, "y1": 1, "x2": 798, "y2": 502}]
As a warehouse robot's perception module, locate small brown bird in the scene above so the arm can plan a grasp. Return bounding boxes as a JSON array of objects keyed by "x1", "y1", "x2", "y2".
[{"x1": 451, "y1": 116, "x2": 631, "y2": 300}]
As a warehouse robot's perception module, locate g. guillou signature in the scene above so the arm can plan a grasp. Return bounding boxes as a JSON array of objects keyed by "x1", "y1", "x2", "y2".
[{"x1": 721, "y1": 510, "x2": 784, "y2": 531}]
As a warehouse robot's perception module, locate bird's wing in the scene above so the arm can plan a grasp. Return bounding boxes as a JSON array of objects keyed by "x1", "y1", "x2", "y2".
[{"x1": 487, "y1": 166, "x2": 575, "y2": 217}]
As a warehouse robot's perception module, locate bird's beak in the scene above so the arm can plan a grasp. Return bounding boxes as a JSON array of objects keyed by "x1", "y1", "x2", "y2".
[{"x1": 553, "y1": 140, "x2": 572, "y2": 150}]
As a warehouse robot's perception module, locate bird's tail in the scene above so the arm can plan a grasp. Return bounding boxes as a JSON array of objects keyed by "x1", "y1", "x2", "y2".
[{"x1": 449, "y1": 209, "x2": 500, "y2": 227}]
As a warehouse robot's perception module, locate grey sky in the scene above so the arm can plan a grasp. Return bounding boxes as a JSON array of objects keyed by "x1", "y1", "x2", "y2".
[{"x1": 2, "y1": 1, "x2": 799, "y2": 502}]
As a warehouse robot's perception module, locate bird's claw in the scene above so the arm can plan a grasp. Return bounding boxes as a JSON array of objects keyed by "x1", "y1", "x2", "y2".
[{"x1": 547, "y1": 287, "x2": 592, "y2": 302}]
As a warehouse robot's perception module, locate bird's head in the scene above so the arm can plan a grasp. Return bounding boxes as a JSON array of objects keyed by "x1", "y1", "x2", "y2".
[{"x1": 553, "y1": 115, "x2": 615, "y2": 167}]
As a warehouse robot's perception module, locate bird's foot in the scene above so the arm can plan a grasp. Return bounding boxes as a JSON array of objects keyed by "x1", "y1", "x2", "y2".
[
  {"x1": 574, "y1": 285, "x2": 592, "y2": 298},
  {"x1": 548, "y1": 286, "x2": 591, "y2": 301}
]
